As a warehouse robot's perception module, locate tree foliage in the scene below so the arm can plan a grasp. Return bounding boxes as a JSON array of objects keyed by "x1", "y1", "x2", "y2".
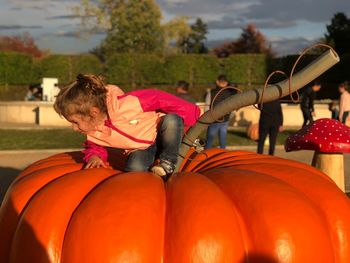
[
  {"x1": 76, "y1": 0, "x2": 195, "y2": 57},
  {"x1": 75, "y1": 0, "x2": 164, "y2": 56},
  {"x1": 0, "y1": 32, "x2": 45, "y2": 58},
  {"x1": 214, "y1": 24, "x2": 273, "y2": 57},
  {"x1": 162, "y1": 16, "x2": 192, "y2": 54},
  {"x1": 325, "y1": 12, "x2": 350, "y2": 55},
  {"x1": 179, "y1": 18, "x2": 208, "y2": 54}
]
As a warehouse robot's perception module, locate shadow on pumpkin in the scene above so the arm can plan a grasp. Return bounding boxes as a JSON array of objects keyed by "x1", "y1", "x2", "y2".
[
  {"x1": 240, "y1": 254, "x2": 279, "y2": 263},
  {"x1": 1, "y1": 200, "x2": 51, "y2": 262},
  {"x1": 0, "y1": 167, "x2": 20, "y2": 204}
]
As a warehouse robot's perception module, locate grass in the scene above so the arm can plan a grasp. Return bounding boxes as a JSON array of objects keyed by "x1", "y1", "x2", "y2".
[
  {"x1": 0, "y1": 128, "x2": 297, "y2": 150},
  {"x1": 0, "y1": 129, "x2": 85, "y2": 150},
  {"x1": 199, "y1": 129, "x2": 296, "y2": 147}
]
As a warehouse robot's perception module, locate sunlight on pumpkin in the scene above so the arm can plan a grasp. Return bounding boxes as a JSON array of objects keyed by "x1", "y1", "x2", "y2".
[
  {"x1": 275, "y1": 237, "x2": 294, "y2": 263},
  {"x1": 192, "y1": 238, "x2": 223, "y2": 262}
]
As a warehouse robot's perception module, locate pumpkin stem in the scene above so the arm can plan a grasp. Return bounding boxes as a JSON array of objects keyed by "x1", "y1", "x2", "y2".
[{"x1": 175, "y1": 48, "x2": 339, "y2": 172}]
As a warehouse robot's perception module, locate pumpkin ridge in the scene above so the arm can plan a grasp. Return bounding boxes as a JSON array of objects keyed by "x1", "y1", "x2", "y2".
[
  {"x1": 228, "y1": 158, "x2": 332, "y2": 182},
  {"x1": 164, "y1": 172, "x2": 248, "y2": 262},
  {"x1": 9, "y1": 168, "x2": 119, "y2": 262},
  {"x1": 19, "y1": 158, "x2": 82, "y2": 179},
  {"x1": 61, "y1": 172, "x2": 165, "y2": 262},
  {"x1": 204, "y1": 168, "x2": 335, "y2": 262},
  {"x1": 229, "y1": 163, "x2": 350, "y2": 262},
  {"x1": 189, "y1": 151, "x2": 260, "y2": 173},
  {"x1": 180, "y1": 148, "x2": 228, "y2": 172},
  {"x1": 60, "y1": 170, "x2": 127, "y2": 258},
  {"x1": 181, "y1": 151, "x2": 229, "y2": 172},
  {"x1": 11, "y1": 163, "x2": 82, "y2": 189},
  {"x1": 1, "y1": 167, "x2": 92, "y2": 262}
]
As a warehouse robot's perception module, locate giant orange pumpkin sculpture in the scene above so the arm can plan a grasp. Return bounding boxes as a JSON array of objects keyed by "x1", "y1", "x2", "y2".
[{"x1": 1, "y1": 148, "x2": 350, "y2": 263}]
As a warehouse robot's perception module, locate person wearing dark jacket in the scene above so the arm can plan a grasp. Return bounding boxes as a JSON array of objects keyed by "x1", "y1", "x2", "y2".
[
  {"x1": 175, "y1": 80, "x2": 196, "y2": 104},
  {"x1": 205, "y1": 75, "x2": 238, "y2": 149},
  {"x1": 300, "y1": 82, "x2": 321, "y2": 127},
  {"x1": 257, "y1": 99, "x2": 283, "y2": 155}
]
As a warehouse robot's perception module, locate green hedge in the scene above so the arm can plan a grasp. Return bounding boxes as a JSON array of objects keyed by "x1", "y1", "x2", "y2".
[
  {"x1": 35, "y1": 55, "x2": 104, "y2": 84},
  {"x1": 0, "y1": 53, "x2": 103, "y2": 85},
  {"x1": 1, "y1": 51, "x2": 348, "y2": 100},
  {"x1": 0, "y1": 52, "x2": 36, "y2": 85},
  {"x1": 0, "y1": 52, "x2": 268, "y2": 87}
]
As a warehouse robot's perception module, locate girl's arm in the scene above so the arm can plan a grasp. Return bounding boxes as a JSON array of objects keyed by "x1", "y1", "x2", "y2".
[
  {"x1": 82, "y1": 140, "x2": 108, "y2": 163},
  {"x1": 126, "y1": 89, "x2": 201, "y2": 126}
]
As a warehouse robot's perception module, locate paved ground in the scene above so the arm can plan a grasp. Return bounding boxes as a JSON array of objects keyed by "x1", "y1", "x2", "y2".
[{"x1": 0, "y1": 146, "x2": 349, "y2": 203}]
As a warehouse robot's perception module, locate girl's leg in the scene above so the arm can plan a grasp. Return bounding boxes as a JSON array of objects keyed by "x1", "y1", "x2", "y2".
[
  {"x1": 158, "y1": 114, "x2": 184, "y2": 165},
  {"x1": 125, "y1": 144, "x2": 157, "y2": 172},
  {"x1": 151, "y1": 114, "x2": 183, "y2": 177}
]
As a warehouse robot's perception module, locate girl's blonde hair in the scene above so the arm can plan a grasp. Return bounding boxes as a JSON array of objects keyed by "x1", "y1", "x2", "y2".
[{"x1": 54, "y1": 74, "x2": 108, "y2": 118}]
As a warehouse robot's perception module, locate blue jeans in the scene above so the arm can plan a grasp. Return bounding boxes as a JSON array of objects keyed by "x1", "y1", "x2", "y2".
[
  {"x1": 205, "y1": 121, "x2": 229, "y2": 149},
  {"x1": 125, "y1": 114, "x2": 184, "y2": 172}
]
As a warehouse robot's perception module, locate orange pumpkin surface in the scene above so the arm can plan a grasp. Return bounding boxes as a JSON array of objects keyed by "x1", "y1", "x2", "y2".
[
  {"x1": 1, "y1": 149, "x2": 350, "y2": 263},
  {"x1": 247, "y1": 123, "x2": 259, "y2": 141}
]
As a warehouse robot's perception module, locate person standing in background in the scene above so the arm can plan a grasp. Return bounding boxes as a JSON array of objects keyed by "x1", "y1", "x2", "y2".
[
  {"x1": 300, "y1": 82, "x2": 321, "y2": 127},
  {"x1": 257, "y1": 99, "x2": 283, "y2": 155},
  {"x1": 205, "y1": 74, "x2": 238, "y2": 149},
  {"x1": 174, "y1": 80, "x2": 196, "y2": 104},
  {"x1": 328, "y1": 100, "x2": 339, "y2": 120},
  {"x1": 338, "y1": 81, "x2": 350, "y2": 124}
]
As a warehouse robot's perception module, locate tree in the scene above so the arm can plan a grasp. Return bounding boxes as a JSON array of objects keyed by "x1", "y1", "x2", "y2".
[
  {"x1": 213, "y1": 24, "x2": 273, "y2": 57},
  {"x1": 162, "y1": 16, "x2": 192, "y2": 54},
  {"x1": 325, "y1": 12, "x2": 350, "y2": 55},
  {"x1": 75, "y1": 0, "x2": 164, "y2": 56},
  {"x1": 0, "y1": 32, "x2": 45, "y2": 57},
  {"x1": 179, "y1": 18, "x2": 208, "y2": 54}
]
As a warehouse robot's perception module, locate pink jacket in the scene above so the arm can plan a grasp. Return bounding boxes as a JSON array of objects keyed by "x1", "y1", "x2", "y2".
[{"x1": 83, "y1": 86, "x2": 200, "y2": 162}]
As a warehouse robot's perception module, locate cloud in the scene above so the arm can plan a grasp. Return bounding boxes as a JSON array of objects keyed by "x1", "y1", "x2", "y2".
[
  {"x1": 158, "y1": 0, "x2": 350, "y2": 26},
  {"x1": 0, "y1": 25, "x2": 42, "y2": 30},
  {"x1": 206, "y1": 36, "x2": 319, "y2": 56},
  {"x1": 9, "y1": 0, "x2": 56, "y2": 10},
  {"x1": 41, "y1": 29, "x2": 105, "y2": 39},
  {"x1": 47, "y1": 15, "x2": 81, "y2": 20},
  {"x1": 208, "y1": 17, "x2": 296, "y2": 29},
  {"x1": 268, "y1": 36, "x2": 320, "y2": 56}
]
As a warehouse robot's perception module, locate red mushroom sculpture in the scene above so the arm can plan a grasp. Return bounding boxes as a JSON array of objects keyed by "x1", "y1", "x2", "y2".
[{"x1": 285, "y1": 118, "x2": 350, "y2": 191}]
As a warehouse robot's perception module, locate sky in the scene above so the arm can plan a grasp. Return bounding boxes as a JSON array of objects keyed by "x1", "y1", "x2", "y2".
[{"x1": 0, "y1": 0, "x2": 349, "y2": 56}]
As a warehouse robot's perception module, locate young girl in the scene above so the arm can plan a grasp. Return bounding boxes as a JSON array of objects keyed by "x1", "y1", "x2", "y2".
[{"x1": 54, "y1": 74, "x2": 200, "y2": 177}]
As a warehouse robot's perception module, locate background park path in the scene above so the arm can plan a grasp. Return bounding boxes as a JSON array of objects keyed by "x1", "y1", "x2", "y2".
[{"x1": 0, "y1": 146, "x2": 349, "y2": 203}]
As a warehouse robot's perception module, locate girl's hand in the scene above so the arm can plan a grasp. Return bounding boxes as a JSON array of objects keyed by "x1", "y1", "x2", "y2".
[{"x1": 85, "y1": 155, "x2": 107, "y2": 169}]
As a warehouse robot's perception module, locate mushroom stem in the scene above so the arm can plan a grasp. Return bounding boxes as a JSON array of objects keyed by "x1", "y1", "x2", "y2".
[{"x1": 312, "y1": 152, "x2": 344, "y2": 191}]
